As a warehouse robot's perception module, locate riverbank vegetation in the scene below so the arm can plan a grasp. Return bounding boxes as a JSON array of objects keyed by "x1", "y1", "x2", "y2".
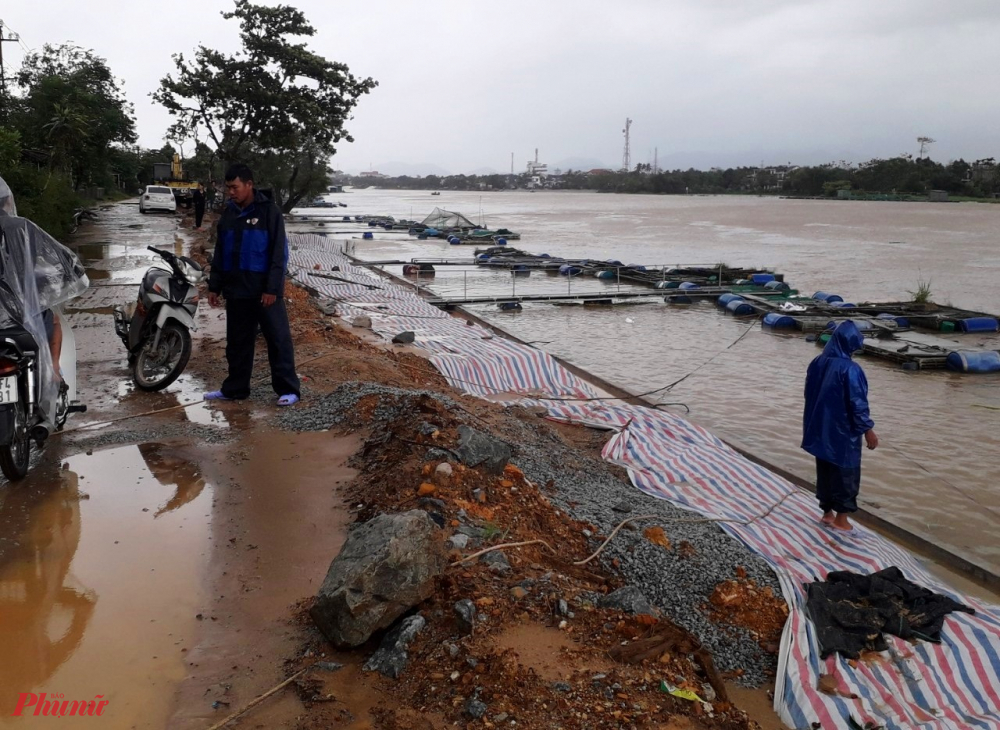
[{"x1": 349, "y1": 155, "x2": 1000, "y2": 201}]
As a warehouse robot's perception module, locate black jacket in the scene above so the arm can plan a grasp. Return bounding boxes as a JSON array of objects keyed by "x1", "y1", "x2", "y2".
[{"x1": 208, "y1": 191, "x2": 287, "y2": 299}]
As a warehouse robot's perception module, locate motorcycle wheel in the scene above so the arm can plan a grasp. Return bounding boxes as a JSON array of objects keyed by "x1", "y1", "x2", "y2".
[
  {"x1": 132, "y1": 322, "x2": 192, "y2": 391},
  {"x1": 0, "y1": 400, "x2": 32, "y2": 481}
]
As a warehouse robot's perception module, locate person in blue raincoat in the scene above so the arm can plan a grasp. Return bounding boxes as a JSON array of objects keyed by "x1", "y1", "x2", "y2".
[{"x1": 801, "y1": 321, "x2": 879, "y2": 531}]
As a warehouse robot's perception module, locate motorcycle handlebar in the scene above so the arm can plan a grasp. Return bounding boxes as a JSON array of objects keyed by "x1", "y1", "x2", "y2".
[{"x1": 148, "y1": 246, "x2": 176, "y2": 260}]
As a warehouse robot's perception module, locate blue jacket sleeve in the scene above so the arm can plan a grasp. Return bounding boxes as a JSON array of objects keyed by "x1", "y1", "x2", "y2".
[
  {"x1": 265, "y1": 205, "x2": 288, "y2": 296},
  {"x1": 846, "y1": 365, "x2": 874, "y2": 435}
]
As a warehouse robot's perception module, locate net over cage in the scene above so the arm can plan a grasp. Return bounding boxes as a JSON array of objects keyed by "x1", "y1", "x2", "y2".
[
  {"x1": 0, "y1": 175, "x2": 90, "y2": 429},
  {"x1": 419, "y1": 207, "x2": 479, "y2": 230}
]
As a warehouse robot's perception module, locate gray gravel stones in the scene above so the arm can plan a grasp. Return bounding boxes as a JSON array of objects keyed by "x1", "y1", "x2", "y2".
[
  {"x1": 277, "y1": 382, "x2": 461, "y2": 433},
  {"x1": 453, "y1": 599, "x2": 476, "y2": 635},
  {"x1": 464, "y1": 697, "x2": 487, "y2": 719},
  {"x1": 448, "y1": 533, "x2": 470, "y2": 550},
  {"x1": 454, "y1": 425, "x2": 512, "y2": 475},
  {"x1": 598, "y1": 586, "x2": 660, "y2": 617},
  {"x1": 494, "y1": 410, "x2": 782, "y2": 686},
  {"x1": 480, "y1": 551, "x2": 510, "y2": 573},
  {"x1": 363, "y1": 614, "x2": 426, "y2": 678}
]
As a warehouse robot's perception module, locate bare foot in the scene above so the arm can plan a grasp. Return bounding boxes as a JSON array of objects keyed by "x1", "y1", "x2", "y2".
[
  {"x1": 821, "y1": 511, "x2": 835, "y2": 525},
  {"x1": 831, "y1": 514, "x2": 853, "y2": 532}
]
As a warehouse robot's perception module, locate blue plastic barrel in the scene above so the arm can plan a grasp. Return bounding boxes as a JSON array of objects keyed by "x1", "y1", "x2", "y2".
[
  {"x1": 449, "y1": 237, "x2": 461, "y2": 245},
  {"x1": 628, "y1": 264, "x2": 647, "y2": 271},
  {"x1": 763, "y1": 312, "x2": 797, "y2": 328},
  {"x1": 362, "y1": 232, "x2": 374, "y2": 239},
  {"x1": 606, "y1": 259, "x2": 624, "y2": 266},
  {"x1": 764, "y1": 281, "x2": 790, "y2": 292},
  {"x1": 717, "y1": 293, "x2": 744, "y2": 306},
  {"x1": 558, "y1": 264, "x2": 582, "y2": 276},
  {"x1": 946, "y1": 350, "x2": 1000, "y2": 373},
  {"x1": 497, "y1": 302, "x2": 523, "y2": 311},
  {"x1": 539, "y1": 253, "x2": 551, "y2": 258},
  {"x1": 477, "y1": 254, "x2": 491, "y2": 262},
  {"x1": 417, "y1": 233, "x2": 428, "y2": 240},
  {"x1": 726, "y1": 300, "x2": 755, "y2": 316},
  {"x1": 751, "y1": 273, "x2": 775, "y2": 285},
  {"x1": 813, "y1": 291, "x2": 844, "y2": 304},
  {"x1": 495, "y1": 237, "x2": 507, "y2": 246},
  {"x1": 666, "y1": 295, "x2": 693, "y2": 304},
  {"x1": 384, "y1": 224, "x2": 393, "y2": 230},
  {"x1": 596, "y1": 270, "x2": 616, "y2": 280},
  {"x1": 678, "y1": 282, "x2": 700, "y2": 290},
  {"x1": 958, "y1": 317, "x2": 1000, "y2": 333},
  {"x1": 831, "y1": 301, "x2": 856, "y2": 308},
  {"x1": 342, "y1": 216, "x2": 351, "y2": 222}
]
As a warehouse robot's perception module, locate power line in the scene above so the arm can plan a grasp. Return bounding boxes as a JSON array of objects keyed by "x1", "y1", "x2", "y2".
[{"x1": 0, "y1": 19, "x2": 23, "y2": 99}]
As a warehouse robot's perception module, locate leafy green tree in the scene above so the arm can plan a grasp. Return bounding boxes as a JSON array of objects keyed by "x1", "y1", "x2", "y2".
[
  {"x1": 154, "y1": 0, "x2": 377, "y2": 212},
  {"x1": 14, "y1": 44, "x2": 136, "y2": 189}
]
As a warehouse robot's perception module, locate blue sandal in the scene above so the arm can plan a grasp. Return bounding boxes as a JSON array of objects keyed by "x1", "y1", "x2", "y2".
[
  {"x1": 204, "y1": 390, "x2": 232, "y2": 401},
  {"x1": 277, "y1": 394, "x2": 299, "y2": 407}
]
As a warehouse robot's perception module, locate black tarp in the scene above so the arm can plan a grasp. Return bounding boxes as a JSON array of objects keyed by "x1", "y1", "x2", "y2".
[{"x1": 805, "y1": 566, "x2": 975, "y2": 659}]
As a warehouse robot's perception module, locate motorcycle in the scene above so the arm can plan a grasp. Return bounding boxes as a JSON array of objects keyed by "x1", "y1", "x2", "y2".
[
  {"x1": 113, "y1": 247, "x2": 204, "y2": 391},
  {"x1": 0, "y1": 315, "x2": 86, "y2": 480}
]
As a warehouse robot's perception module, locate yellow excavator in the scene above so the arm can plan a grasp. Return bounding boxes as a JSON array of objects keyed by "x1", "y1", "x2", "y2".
[{"x1": 152, "y1": 154, "x2": 199, "y2": 202}]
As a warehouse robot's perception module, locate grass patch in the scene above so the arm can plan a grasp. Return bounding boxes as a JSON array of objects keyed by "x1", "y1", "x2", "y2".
[{"x1": 908, "y1": 277, "x2": 933, "y2": 304}]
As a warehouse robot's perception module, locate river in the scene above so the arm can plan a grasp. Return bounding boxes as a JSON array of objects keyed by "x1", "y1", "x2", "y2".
[{"x1": 304, "y1": 188, "x2": 1000, "y2": 579}]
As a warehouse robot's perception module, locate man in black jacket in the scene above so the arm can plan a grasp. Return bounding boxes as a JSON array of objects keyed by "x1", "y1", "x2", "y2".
[{"x1": 205, "y1": 164, "x2": 300, "y2": 405}]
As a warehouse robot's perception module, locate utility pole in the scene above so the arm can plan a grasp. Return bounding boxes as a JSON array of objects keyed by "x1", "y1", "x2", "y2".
[
  {"x1": 654, "y1": 147, "x2": 659, "y2": 175},
  {"x1": 0, "y1": 20, "x2": 22, "y2": 100},
  {"x1": 621, "y1": 118, "x2": 632, "y2": 172}
]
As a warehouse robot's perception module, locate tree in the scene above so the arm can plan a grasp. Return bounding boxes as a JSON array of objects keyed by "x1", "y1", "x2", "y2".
[
  {"x1": 154, "y1": 0, "x2": 377, "y2": 212},
  {"x1": 14, "y1": 44, "x2": 136, "y2": 189}
]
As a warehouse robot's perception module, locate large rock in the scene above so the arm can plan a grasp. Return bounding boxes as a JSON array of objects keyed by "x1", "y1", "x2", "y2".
[
  {"x1": 598, "y1": 585, "x2": 661, "y2": 617},
  {"x1": 311, "y1": 511, "x2": 447, "y2": 648},
  {"x1": 454, "y1": 425, "x2": 512, "y2": 475},
  {"x1": 363, "y1": 615, "x2": 427, "y2": 678}
]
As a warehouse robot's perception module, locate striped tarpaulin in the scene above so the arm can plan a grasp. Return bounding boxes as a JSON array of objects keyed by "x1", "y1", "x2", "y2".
[{"x1": 287, "y1": 234, "x2": 1000, "y2": 729}]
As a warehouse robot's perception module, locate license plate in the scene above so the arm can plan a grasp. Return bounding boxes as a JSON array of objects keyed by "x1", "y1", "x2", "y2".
[{"x1": 0, "y1": 376, "x2": 16, "y2": 405}]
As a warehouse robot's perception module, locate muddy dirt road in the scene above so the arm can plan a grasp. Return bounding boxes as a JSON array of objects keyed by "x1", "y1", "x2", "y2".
[{"x1": 0, "y1": 201, "x2": 361, "y2": 729}]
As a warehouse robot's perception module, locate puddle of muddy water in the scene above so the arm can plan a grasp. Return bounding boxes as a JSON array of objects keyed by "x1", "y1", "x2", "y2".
[{"x1": 0, "y1": 444, "x2": 212, "y2": 728}]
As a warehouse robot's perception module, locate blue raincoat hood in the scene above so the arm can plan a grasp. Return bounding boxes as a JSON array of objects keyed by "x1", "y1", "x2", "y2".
[
  {"x1": 801, "y1": 321, "x2": 874, "y2": 468},
  {"x1": 822, "y1": 320, "x2": 864, "y2": 360}
]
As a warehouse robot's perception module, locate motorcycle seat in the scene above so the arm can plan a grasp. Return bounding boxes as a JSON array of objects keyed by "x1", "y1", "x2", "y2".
[{"x1": 0, "y1": 328, "x2": 39, "y2": 354}]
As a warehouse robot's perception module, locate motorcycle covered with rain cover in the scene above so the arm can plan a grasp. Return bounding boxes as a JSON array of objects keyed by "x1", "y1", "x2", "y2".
[{"x1": 0, "y1": 177, "x2": 90, "y2": 480}]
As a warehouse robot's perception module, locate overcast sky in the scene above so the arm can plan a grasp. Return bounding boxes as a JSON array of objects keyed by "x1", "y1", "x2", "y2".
[{"x1": 3, "y1": 0, "x2": 999, "y2": 175}]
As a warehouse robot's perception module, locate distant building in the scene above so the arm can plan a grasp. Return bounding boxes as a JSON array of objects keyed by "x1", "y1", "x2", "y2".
[
  {"x1": 586, "y1": 168, "x2": 615, "y2": 176},
  {"x1": 359, "y1": 170, "x2": 384, "y2": 178}
]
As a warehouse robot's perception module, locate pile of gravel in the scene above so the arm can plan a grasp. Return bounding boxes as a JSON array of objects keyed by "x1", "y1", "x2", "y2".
[
  {"x1": 505, "y1": 416, "x2": 781, "y2": 685},
  {"x1": 280, "y1": 381, "x2": 782, "y2": 685},
  {"x1": 277, "y1": 381, "x2": 462, "y2": 433},
  {"x1": 68, "y1": 422, "x2": 235, "y2": 454}
]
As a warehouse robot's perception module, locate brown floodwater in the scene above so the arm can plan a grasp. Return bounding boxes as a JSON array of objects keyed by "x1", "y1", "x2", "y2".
[
  {"x1": 321, "y1": 188, "x2": 1000, "y2": 579},
  {"x1": 0, "y1": 443, "x2": 212, "y2": 728}
]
